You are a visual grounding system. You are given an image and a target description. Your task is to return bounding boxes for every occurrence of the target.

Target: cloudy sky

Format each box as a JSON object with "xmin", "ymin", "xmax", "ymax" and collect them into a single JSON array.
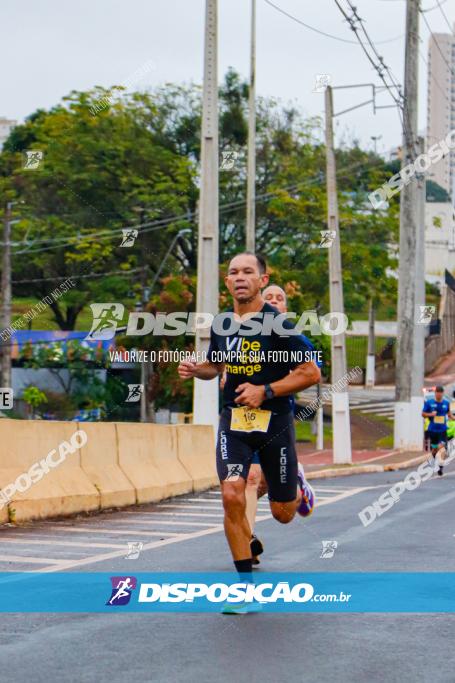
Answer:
[{"xmin": 1, "ymin": 0, "xmax": 453, "ymax": 152}]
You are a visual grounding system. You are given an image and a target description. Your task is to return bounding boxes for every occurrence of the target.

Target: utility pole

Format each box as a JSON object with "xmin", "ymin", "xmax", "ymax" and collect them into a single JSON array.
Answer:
[
  {"xmin": 193, "ymin": 0, "xmax": 219, "ymax": 431},
  {"xmin": 371, "ymin": 135, "xmax": 382, "ymax": 155},
  {"xmin": 1, "ymin": 202, "xmax": 12, "ymax": 389},
  {"xmin": 246, "ymin": 0, "xmax": 256, "ymax": 252},
  {"xmin": 365, "ymin": 299, "xmax": 375, "ymax": 388},
  {"xmin": 411, "ymin": 136, "xmax": 426, "ymax": 433},
  {"xmin": 394, "ymin": 0, "xmax": 421, "ymax": 450},
  {"xmin": 139, "ymin": 285, "xmax": 151, "ymax": 423},
  {"xmin": 316, "ymin": 382, "xmax": 324, "ymax": 450},
  {"xmin": 325, "ymin": 85, "xmax": 352, "ymax": 464}
]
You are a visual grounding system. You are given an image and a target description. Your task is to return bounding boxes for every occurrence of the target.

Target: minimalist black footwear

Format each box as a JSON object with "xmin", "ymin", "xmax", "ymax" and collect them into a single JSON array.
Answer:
[{"xmin": 250, "ymin": 535, "xmax": 264, "ymax": 563}]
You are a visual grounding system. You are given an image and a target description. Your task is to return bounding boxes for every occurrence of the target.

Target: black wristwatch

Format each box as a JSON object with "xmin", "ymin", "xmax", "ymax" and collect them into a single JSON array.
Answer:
[{"xmin": 264, "ymin": 383, "xmax": 275, "ymax": 400}]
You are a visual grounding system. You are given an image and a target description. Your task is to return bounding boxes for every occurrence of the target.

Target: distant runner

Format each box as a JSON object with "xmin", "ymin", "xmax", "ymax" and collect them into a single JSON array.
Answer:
[
  {"xmin": 178, "ymin": 252, "xmax": 320, "ymax": 613},
  {"xmin": 422, "ymin": 385, "xmax": 454, "ymax": 476}
]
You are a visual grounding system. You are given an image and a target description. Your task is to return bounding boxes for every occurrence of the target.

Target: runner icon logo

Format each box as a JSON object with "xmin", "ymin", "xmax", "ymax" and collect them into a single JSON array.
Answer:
[
  {"xmin": 417, "ymin": 305, "xmax": 435, "ymax": 324},
  {"xmin": 220, "ymin": 150, "xmax": 238, "ymax": 170},
  {"xmin": 125, "ymin": 542, "xmax": 144, "ymax": 560},
  {"xmin": 23, "ymin": 150, "xmax": 44, "ymax": 170},
  {"xmin": 318, "ymin": 230, "xmax": 336, "ymax": 248},
  {"xmin": 320, "ymin": 540, "xmax": 338, "ymax": 559},
  {"xmin": 106, "ymin": 576, "xmax": 137, "ymax": 606},
  {"xmin": 226, "ymin": 464, "xmax": 244, "ymax": 481},
  {"xmin": 86, "ymin": 303, "xmax": 125, "ymax": 340},
  {"xmin": 119, "ymin": 229, "xmax": 138, "ymax": 247},
  {"xmin": 125, "ymin": 384, "xmax": 143, "ymax": 403}
]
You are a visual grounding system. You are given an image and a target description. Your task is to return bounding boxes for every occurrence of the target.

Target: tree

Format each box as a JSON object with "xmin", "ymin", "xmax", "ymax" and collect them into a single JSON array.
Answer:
[
  {"xmin": 0, "ymin": 70, "xmax": 401, "ymax": 329},
  {"xmin": 0, "ymin": 88, "xmax": 196, "ymax": 329}
]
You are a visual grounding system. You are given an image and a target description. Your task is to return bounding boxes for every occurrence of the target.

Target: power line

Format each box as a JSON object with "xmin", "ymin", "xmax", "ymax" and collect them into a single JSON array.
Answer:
[
  {"xmin": 12, "ymin": 267, "xmax": 143, "ymax": 285},
  {"xmin": 435, "ymin": 0, "xmax": 453, "ymax": 31},
  {"xmin": 420, "ymin": 8, "xmax": 455, "ymax": 79},
  {"xmin": 334, "ymin": 0, "xmax": 420, "ymax": 161},
  {"xmin": 419, "ymin": 46, "xmax": 451, "ymax": 106},
  {"xmin": 263, "ymin": 0, "xmax": 403, "ymax": 44},
  {"xmin": 422, "ymin": 0, "xmax": 449, "ymax": 14},
  {"xmin": 8, "ymin": 155, "xmax": 389, "ymax": 257}
]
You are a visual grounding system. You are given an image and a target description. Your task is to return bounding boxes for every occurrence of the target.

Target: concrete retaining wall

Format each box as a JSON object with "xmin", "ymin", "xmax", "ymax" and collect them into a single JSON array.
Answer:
[{"xmin": 0, "ymin": 420, "xmax": 217, "ymax": 523}]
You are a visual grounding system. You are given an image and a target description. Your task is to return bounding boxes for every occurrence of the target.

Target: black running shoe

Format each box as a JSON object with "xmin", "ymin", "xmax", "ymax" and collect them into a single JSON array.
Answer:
[
  {"xmin": 250, "ymin": 535, "xmax": 264, "ymax": 560},
  {"xmin": 438, "ymin": 467, "xmax": 444, "ymax": 476}
]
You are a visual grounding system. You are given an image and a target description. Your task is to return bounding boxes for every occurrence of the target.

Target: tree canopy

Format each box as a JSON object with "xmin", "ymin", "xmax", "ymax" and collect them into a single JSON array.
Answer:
[{"xmin": 0, "ymin": 69, "xmax": 400, "ymax": 331}]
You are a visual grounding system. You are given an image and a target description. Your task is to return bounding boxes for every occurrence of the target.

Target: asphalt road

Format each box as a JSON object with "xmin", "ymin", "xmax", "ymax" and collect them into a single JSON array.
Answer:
[{"xmin": 1, "ymin": 468, "xmax": 455, "ymax": 683}]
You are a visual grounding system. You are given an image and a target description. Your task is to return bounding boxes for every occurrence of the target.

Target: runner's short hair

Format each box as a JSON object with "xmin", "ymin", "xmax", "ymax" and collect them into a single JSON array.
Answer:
[
  {"xmin": 232, "ymin": 252, "xmax": 267, "ymax": 275},
  {"xmin": 435, "ymin": 385, "xmax": 444, "ymax": 392}
]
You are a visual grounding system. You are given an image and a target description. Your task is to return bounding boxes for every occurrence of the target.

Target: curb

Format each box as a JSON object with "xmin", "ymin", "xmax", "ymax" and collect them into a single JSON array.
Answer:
[{"xmin": 306, "ymin": 454, "xmax": 427, "ymax": 480}]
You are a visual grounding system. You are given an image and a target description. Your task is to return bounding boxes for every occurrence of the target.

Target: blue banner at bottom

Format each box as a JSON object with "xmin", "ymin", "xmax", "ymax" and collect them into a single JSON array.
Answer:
[{"xmin": 0, "ymin": 572, "xmax": 453, "ymax": 613}]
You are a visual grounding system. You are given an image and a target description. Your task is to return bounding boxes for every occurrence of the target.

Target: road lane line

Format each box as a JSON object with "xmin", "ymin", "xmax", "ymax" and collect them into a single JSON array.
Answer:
[
  {"xmin": 156, "ymin": 503, "xmax": 270, "ymax": 511},
  {"xmin": 0, "ymin": 538, "xmax": 127, "ymax": 549},
  {"xmin": 33, "ymin": 525, "xmax": 227, "ymax": 573},
  {"xmin": 46, "ymin": 526, "xmax": 183, "ymax": 537},
  {"xmin": 138, "ymin": 511, "xmax": 224, "ymax": 518},
  {"xmin": 0, "ymin": 555, "xmax": 68, "ymax": 565},
  {"xmin": 112, "ymin": 518, "xmax": 219, "ymax": 527},
  {"xmin": 316, "ymin": 487, "xmax": 367, "ymax": 507}
]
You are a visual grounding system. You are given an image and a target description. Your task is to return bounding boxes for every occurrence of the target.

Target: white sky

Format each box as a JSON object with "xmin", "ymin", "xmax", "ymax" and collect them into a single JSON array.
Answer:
[{"xmin": 1, "ymin": 0, "xmax": 454, "ymax": 153}]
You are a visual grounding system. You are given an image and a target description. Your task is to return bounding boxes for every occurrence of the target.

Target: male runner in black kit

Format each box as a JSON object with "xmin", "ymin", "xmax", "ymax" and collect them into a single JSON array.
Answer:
[{"xmin": 178, "ymin": 253, "xmax": 320, "ymax": 599}]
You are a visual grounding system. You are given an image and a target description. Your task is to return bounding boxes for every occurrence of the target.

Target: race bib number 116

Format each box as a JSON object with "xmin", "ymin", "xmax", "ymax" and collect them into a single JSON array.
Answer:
[{"xmin": 230, "ymin": 407, "xmax": 272, "ymax": 433}]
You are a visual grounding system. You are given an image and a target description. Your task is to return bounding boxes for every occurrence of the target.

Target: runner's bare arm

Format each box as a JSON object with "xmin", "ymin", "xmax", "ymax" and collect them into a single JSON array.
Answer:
[
  {"xmin": 234, "ymin": 361, "xmax": 320, "ymax": 408},
  {"xmin": 178, "ymin": 360, "xmax": 224, "ymax": 380},
  {"xmin": 269, "ymin": 361, "xmax": 321, "ymax": 396}
]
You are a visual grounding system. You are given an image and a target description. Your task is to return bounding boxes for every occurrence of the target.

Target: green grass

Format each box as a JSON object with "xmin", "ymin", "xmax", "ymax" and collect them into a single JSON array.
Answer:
[
  {"xmin": 294, "ymin": 419, "xmax": 332, "ymax": 445},
  {"xmin": 345, "ymin": 336, "xmax": 393, "ymax": 369},
  {"xmin": 11, "ymin": 297, "xmax": 124, "ymax": 331},
  {"xmin": 376, "ymin": 433, "xmax": 394, "ymax": 448},
  {"xmin": 352, "ymin": 409, "xmax": 394, "ymax": 449}
]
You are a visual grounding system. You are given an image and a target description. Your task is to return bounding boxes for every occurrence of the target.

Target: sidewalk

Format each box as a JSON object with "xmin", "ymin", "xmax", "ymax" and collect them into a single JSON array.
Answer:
[{"xmin": 297, "ymin": 446, "xmax": 427, "ymax": 480}]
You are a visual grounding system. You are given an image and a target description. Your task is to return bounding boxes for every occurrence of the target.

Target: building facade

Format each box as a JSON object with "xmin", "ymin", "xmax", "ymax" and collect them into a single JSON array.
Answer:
[
  {"xmin": 426, "ymin": 27, "xmax": 455, "ymax": 203},
  {"xmin": 0, "ymin": 117, "xmax": 16, "ymax": 150},
  {"xmin": 425, "ymin": 201, "xmax": 455, "ymax": 287}
]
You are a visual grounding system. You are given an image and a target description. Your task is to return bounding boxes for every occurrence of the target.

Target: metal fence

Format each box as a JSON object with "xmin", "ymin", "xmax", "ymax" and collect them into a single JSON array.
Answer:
[{"xmin": 425, "ymin": 271, "xmax": 455, "ymax": 374}]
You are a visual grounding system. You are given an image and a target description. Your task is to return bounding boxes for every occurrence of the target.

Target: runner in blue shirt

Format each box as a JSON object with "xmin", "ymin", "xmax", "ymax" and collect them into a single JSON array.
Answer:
[{"xmin": 422, "ymin": 385, "xmax": 455, "ymax": 476}]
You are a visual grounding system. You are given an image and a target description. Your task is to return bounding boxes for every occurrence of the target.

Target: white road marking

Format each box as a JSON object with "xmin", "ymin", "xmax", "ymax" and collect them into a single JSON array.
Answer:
[
  {"xmin": 0, "ymin": 482, "xmax": 385, "ymax": 573},
  {"xmin": 34, "ymin": 526, "xmax": 227, "ymax": 573},
  {"xmin": 46, "ymin": 526, "xmax": 183, "ymax": 537},
  {"xmin": 360, "ymin": 407, "xmax": 394, "ymax": 415},
  {"xmin": 176, "ymin": 498, "xmax": 226, "ymax": 503},
  {"xmin": 0, "ymin": 538, "xmax": 127, "ymax": 549},
  {"xmin": 353, "ymin": 402, "xmax": 394, "ymax": 410},
  {"xmin": 316, "ymin": 487, "xmax": 369, "ymax": 507},
  {"xmin": 141, "ymin": 511, "xmax": 224, "ymax": 518},
  {"xmin": 0, "ymin": 555, "xmax": 67, "ymax": 565},
  {"xmin": 156, "ymin": 503, "xmax": 270, "ymax": 511},
  {"xmin": 114, "ymin": 517, "xmax": 219, "ymax": 527},
  {"xmin": 313, "ymin": 487, "xmax": 353, "ymax": 493}
]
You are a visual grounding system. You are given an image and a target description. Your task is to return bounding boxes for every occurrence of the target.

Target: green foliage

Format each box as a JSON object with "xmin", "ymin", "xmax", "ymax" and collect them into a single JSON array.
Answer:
[
  {"xmin": 22, "ymin": 386, "xmax": 47, "ymax": 409},
  {"xmin": 426, "ymin": 180, "xmax": 450, "ymax": 203},
  {"xmin": 0, "ymin": 70, "xmax": 404, "ymax": 412},
  {"xmin": 0, "ymin": 71, "xmax": 400, "ymax": 331}
]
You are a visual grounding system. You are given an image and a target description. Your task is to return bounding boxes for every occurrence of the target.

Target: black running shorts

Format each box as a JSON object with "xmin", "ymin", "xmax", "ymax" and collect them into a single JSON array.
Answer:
[
  {"xmin": 216, "ymin": 408, "xmax": 298, "ymax": 503},
  {"xmin": 427, "ymin": 430, "xmax": 447, "ymax": 449}
]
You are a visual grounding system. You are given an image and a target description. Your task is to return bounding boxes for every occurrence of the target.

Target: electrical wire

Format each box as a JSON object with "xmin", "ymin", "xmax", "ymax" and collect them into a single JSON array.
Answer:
[
  {"xmin": 420, "ymin": 8, "xmax": 455, "ymax": 79},
  {"xmin": 263, "ymin": 0, "xmax": 403, "ymax": 44},
  {"xmin": 435, "ymin": 0, "xmax": 453, "ymax": 32}
]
